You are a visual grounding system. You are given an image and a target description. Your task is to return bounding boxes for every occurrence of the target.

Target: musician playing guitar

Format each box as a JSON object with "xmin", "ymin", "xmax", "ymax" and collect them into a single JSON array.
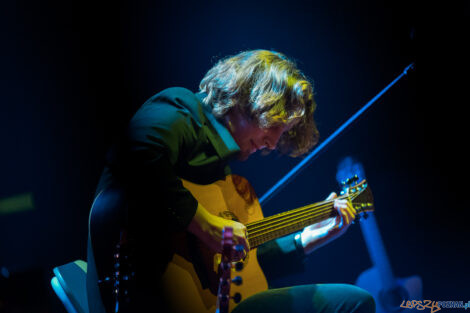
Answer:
[{"xmin": 86, "ymin": 50, "xmax": 376, "ymax": 313}]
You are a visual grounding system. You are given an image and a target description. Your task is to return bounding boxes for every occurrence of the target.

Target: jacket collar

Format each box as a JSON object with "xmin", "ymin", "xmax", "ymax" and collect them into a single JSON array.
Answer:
[{"xmin": 195, "ymin": 92, "xmax": 240, "ymax": 160}]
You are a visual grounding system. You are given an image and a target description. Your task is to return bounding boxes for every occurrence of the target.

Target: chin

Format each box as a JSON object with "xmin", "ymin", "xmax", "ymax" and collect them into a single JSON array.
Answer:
[{"xmin": 237, "ymin": 151, "xmax": 251, "ymax": 161}]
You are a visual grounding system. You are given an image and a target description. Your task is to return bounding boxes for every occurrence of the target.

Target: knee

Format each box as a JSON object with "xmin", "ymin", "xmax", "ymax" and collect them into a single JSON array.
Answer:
[{"xmin": 355, "ymin": 290, "xmax": 376, "ymax": 313}]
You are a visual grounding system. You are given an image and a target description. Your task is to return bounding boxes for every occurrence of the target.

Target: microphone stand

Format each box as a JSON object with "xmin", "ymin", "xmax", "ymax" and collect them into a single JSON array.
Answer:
[{"xmin": 259, "ymin": 63, "xmax": 415, "ymax": 206}]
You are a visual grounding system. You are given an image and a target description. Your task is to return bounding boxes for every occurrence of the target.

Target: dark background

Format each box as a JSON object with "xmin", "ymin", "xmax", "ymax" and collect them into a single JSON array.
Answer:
[{"xmin": 1, "ymin": 0, "xmax": 469, "ymax": 312}]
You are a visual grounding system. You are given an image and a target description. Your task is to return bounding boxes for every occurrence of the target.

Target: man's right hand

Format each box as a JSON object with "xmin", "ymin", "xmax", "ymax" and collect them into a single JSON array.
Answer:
[{"xmin": 187, "ymin": 203, "xmax": 249, "ymax": 261}]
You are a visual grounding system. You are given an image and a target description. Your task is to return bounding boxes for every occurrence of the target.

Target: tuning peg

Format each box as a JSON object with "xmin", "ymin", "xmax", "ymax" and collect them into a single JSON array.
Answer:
[
  {"xmin": 232, "ymin": 276, "xmax": 242, "ymax": 286},
  {"xmin": 232, "ymin": 293, "xmax": 242, "ymax": 303},
  {"xmin": 352, "ymin": 175, "xmax": 359, "ymax": 182},
  {"xmin": 235, "ymin": 262, "xmax": 244, "ymax": 271}
]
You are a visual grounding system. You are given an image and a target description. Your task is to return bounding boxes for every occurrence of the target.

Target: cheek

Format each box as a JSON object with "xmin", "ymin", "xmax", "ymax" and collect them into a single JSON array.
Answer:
[
  {"xmin": 231, "ymin": 127, "xmax": 251, "ymax": 150},
  {"xmin": 231, "ymin": 117, "xmax": 264, "ymax": 151},
  {"xmin": 237, "ymin": 124, "xmax": 257, "ymax": 141}
]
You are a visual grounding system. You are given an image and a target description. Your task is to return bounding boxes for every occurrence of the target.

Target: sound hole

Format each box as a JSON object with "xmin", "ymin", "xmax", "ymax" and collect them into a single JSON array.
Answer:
[{"xmin": 219, "ymin": 211, "xmax": 240, "ymax": 222}]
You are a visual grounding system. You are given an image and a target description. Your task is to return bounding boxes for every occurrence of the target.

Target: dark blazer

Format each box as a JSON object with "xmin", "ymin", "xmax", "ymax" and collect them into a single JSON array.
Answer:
[{"xmin": 86, "ymin": 87, "xmax": 306, "ymax": 313}]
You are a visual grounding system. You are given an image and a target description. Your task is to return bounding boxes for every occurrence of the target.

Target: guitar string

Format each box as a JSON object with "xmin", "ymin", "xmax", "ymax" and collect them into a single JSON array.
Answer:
[
  {"xmin": 249, "ymin": 217, "xmax": 331, "ymax": 248},
  {"xmin": 246, "ymin": 203, "xmax": 335, "ymax": 235},
  {"xmin": 247, "ymin": 207, "xmax": 334, "ymax": 240},
  {"xmin": 246, "ymin": 196, "xmax": 348, "ymax": 228},
  {"xmin": 246, "ymin": 194, "xmax": 351, "ymax": 232},
  {"xmin": 226, "ymin": 187, "xmax": 368, "ymax": 248},
  {"xmin": 246, "ymin": 191, "xmax": 360, "ymax": 230},
  {"xmin": 247, "ymin": 200, "xmax": 372, "ymax": 247},
  {"xmin": 249, "ymin": 211, "xmax": 334, "ymax": 246},
  {"xmin": 248, "ymin": 211, "xmax": 335, "ymax": 247},
  {"xmin": 246, "ymin": 193, "xmax": 368, "ymax": 246},
  {"xmin": 248, "ymin": 201, "xmax": 366, "ymax": 245}
]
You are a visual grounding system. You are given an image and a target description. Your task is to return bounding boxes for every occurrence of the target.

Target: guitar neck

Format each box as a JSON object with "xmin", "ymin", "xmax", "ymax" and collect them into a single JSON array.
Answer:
[{"xmin": 246, "ymin": 197, "xmax": 345, "ymax": 248}]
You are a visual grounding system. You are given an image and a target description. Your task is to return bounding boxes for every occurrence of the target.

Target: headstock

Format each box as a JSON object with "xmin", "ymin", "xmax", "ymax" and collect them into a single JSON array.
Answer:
[
  {"xmin": 215, "ymin": 227, "xmax": 243, "ymax": 313},
  {"xmin": 340, "ymin": 175, "xmax": 375, "ymax": 222}
]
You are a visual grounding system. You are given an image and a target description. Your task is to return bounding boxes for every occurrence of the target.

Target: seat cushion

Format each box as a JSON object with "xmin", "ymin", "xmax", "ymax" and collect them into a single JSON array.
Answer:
[{"xmin": 53, "ymin": 260, "xmax": 89, "ymax": 313}]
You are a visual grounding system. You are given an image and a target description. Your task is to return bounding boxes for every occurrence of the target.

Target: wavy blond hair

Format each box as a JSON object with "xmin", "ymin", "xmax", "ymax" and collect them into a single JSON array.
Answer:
[{"xmin": 199, "ymin": 49, "xmax": 319, "ymax": 157}]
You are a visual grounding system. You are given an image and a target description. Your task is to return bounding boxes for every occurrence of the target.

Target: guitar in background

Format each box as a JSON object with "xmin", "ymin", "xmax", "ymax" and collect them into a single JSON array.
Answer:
[{"xmin": 336, "ymin": 156, "xmax": 422, "ymax": 313}]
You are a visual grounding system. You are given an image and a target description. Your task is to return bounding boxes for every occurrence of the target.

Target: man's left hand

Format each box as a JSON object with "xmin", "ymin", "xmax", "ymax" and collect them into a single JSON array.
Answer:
[{"xmin": 300, "ymin": 192, "xmax": 356, "ymax": 255}]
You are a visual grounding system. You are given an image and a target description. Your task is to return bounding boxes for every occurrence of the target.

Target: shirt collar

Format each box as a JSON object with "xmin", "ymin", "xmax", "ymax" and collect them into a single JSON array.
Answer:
[{"xmin": 195, "ymin": 92, "xmax": 240, "ymax": 160}]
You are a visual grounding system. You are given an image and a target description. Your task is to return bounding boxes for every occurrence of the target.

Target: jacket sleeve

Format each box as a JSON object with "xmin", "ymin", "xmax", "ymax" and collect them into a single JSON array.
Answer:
[
  {"xmin": 256, "ymin": 232, "xmax": 306, "ymax": 283},
  {"xmin": 108, "ymin": 92, "xmax": 200, "ymax": 233}
]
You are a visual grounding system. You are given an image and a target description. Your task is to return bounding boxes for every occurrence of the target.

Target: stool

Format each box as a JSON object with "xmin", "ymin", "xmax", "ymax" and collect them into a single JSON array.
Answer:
[{"xmin": 51, "ymin": 260, "xmax": 89, "ymax": 313}]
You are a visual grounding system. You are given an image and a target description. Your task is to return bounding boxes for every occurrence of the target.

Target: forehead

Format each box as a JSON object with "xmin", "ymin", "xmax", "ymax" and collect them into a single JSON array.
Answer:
[
  {"xmin": 264, "ymin": 120, "xmax": 296, "ymax": 132},
  {"xmin": 260, "ymin": 123, "xmax": 291, "ymax": 137}
]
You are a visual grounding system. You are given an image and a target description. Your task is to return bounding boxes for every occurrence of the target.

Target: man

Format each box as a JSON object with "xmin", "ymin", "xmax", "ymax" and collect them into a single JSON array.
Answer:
[{"xmin": 86, "ymin": 50, "xmax": 375, "ymax": 313}]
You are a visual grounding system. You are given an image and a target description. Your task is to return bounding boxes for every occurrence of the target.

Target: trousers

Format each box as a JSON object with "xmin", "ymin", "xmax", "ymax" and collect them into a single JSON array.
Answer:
[{"xmin": 231, "ymin": 284, "xmax": 376, "ymax": 313}]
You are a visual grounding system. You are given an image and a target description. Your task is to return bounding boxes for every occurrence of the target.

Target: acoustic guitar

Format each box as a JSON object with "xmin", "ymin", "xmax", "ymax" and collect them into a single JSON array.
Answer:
[
  {"xmin": 89, "ymin": 174, "xmax": 374, "ymax": 313},
  {"xmin": 161, "ymin": 174, "xmax": 374, "ymax": 313}
]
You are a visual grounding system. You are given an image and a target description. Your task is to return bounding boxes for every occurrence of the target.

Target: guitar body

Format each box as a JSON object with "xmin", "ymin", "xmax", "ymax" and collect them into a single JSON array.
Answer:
[
  {"xmin": 356, "ymin": 267, "xmax": 422, "ymax": 313},
  {"xmin": 89, "ymin": 174, "xmax": 269, "ymax": 313},
  {"xmin": 161, "ymin": 174, "xmax": 268, "ymax": 313}
]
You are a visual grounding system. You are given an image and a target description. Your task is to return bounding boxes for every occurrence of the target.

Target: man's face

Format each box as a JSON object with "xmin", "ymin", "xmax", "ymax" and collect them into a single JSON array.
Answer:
[{"xmin": 225, "ymin": 109, "xmax": 290, "ymax": 161}]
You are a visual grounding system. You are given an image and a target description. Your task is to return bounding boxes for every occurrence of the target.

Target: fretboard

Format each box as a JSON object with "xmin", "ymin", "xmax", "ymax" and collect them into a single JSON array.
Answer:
[{"xmin": 246, "ymin": 197, "xmax": 345, "ymax": 248}]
